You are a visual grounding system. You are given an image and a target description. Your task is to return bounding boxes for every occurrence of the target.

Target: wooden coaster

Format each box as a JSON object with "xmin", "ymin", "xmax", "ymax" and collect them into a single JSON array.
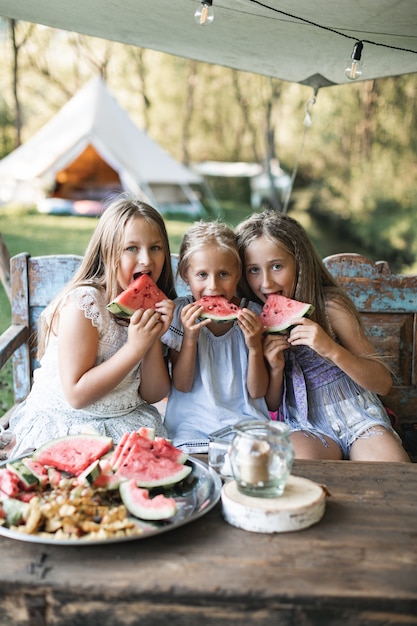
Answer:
[{"xmin": 221, "ymin": 475, "xmax": 327, "ymax": 533}]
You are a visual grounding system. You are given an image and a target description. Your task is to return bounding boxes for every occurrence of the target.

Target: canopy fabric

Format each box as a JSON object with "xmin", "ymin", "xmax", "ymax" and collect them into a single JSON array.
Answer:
[
  {"xmin": 0, "ymin": 76, "xmax": 203, "ymax": 205},
  {"xmin": 0, "ymin": 1, "xmax": 416, "ymax": 87}
]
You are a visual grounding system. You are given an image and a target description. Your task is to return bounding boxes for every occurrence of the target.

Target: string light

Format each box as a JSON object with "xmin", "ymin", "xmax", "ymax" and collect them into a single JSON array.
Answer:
[
  {"xmin": 245, "ymin": 0, "xmax": 417, "ymax": 81},
  {"xmin": 345, "ymin": 41, "xmax": 364, "ymax": 80},
  {"xmin": 194, "ymin": 0, "xmax": 214, "ymax": 26}
]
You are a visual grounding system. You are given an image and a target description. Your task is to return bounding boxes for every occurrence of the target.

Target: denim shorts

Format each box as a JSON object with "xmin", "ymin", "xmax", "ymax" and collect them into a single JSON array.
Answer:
[{"xmin": 285, "ymin": 391, "xmax": 397, "ymax": 459}]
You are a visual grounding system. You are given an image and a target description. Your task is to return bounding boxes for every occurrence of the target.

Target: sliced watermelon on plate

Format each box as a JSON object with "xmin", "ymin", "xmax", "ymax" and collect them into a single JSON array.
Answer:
[
  {"xmin": 119, "ymin": 480, "xmax": 177, "ymax": 520},
  {"xmin": 107, "ymin": 274, "xmax": 167, "ymax": 317},
  {"xmin": 194, "ymin": 295, "xmax": 240, "ymax": 322},
  {"xmin": 32, "ymin": 434, "xmax": 114, "ymax": 475},
  {"xmin": 114, "ymin": 438, "xmax": 191, "ymax": 488},
  {"xmin": 260, "ymin": 294, "xmax": 314, "ymax": 334}
]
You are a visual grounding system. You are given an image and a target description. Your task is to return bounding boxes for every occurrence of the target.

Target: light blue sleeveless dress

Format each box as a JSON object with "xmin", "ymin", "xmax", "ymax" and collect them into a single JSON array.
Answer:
[{"xmin": 161, "ymin": 296, "xmax": 270, "ymax": 453}]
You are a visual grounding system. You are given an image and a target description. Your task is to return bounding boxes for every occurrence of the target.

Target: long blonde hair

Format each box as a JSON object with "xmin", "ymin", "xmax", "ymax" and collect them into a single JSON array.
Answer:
[
  {"xmin": 235, "ymin": 210, "xmax": 362, "ymax": 336},
  {"xmin": 39, "ymin": 196, "xmax": 176, "ymax": 355}
]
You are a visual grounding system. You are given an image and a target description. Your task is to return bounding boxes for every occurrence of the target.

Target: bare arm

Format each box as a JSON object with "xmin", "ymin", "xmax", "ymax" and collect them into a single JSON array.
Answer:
[
  {"xmin": 287, "ymin": 300, "xmax": 392, "ymax": 396},
  {"xmin": 139, "ymin": 298, "xmax": 175, "ymax": 403},
  {"xmin": 263, "ymin": 334, "xmax": 288, "ymax": 411},
  {"xmin": 139, "ymin": 340, "xmax": 171, "ymax": 403},
  {"xmin": 58, "ymin": 300, "xmax": 167, "ymax": 409},
  {"xmin": 171, "ymin": 302, "xmax": 211, "ymax": 392},
  {"xmin": 237, "ymin": 308, "xmax": 269, "ymax": 399}
]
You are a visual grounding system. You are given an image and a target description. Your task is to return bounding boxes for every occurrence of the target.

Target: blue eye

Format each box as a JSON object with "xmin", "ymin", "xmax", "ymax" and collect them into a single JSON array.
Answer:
[{"xmin": 248, "ymin": 267, "xmax": 259, "ymax": 275}]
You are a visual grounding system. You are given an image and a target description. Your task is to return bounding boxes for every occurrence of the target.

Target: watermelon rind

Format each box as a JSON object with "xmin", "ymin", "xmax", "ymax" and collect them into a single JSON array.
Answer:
[
  {"xmin": 32, "ymin": 434, "xmax": 114, "ymax": 475},
  {"xmin": 195, "ymin": 295, "xmax": 240, "ymax": 322},
  {"xmin": 6, "ymin": 460, "xmax": 39, "ymax": 489},
  {"xmin": 2, "ymin": 497, "xmax": 30, "ymax": 526},
  {"xmin": 134, "ymin": 463, "xmax": 192, "ymax": 488},
  {"xmin": 119, "ymin": 480, "xmax": 178, "ymax": 520},
  {"xmin": 21, "ymin": 458, "xmax": 49, "ymax": 487},
  {"xmin": 261, "ymin": 295, "xmax": 314, "ymax": 334},
  {"xmin": 107, "ymin": 302, "xmax": 134, "ymax": 317},
  {"xmin": 78, "ymin": 459, "xmax": 102, "ymax": 486}
]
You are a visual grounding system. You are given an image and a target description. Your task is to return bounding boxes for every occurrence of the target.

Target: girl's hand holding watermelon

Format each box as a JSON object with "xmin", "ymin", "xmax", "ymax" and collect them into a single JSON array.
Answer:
[
  {"xmin": 180, "ymin": 302, "xmax": 212, "ymax": 338},
  {"xmin": 286, "ymin": 316, "xmax": 337, "ymax": 358},
  {"xmin": 127, "ymin": 307, "xmax": 168, "ymax": 352},
  {"xmin": 263, "ymin": 333, "xmax": 288, "ymax": 371},
  {"xmin": 153, "ymin": 298, "xmax": 175, "ymax": 336},
  {"xmin": 236, "ymin": 307, "xmax": 264, "ymax": 349}
]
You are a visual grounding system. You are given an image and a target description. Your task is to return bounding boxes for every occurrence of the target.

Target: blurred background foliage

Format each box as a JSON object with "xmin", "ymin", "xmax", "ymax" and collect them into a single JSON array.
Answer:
[{"xmin": 0, "ymin": 19, "xmax": 416, "ymax": 273}]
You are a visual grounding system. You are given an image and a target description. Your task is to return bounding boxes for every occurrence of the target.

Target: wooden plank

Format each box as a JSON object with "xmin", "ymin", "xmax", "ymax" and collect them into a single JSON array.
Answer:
[
  {"xmin": 10, "ymin": 254, "xmax": 31, "ymax": 402},
  {"xmin": 323, "ymin": 253, "xmax": 417, "ymax": 427},
  {"xmin": 0, "ymin": 324, "xmax": 27, "ymax": 368},
  {"xmin": 27, "ymin": 255, "xmax": 82, "ymax": 305},
  {"xmin": 324, "ymin": 253, "xmax": 417, "ymax": 313}
]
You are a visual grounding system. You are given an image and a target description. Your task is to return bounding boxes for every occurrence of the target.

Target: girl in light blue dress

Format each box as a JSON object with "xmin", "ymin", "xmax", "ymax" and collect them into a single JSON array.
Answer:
[{"xmin": 162, "ymin": 221, "xmax": 270, "ymax": 453}]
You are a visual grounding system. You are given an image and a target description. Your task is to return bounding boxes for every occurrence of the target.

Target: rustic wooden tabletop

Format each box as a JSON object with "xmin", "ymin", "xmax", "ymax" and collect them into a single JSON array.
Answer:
[{"xmin": 0, "ymin": 458, "xmax": 416, "ymax": 626}]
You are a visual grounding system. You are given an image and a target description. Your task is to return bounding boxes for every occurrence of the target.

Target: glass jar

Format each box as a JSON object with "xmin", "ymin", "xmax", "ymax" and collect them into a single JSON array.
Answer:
[{"xmin": 229, "ymin": 420, "xmax": 294, "ymax": 498}]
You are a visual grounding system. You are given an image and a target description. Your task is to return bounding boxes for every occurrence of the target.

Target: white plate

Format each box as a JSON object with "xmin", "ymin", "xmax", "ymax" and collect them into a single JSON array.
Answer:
[{"xmin": 0, "ymin": 457, "xmax": 222, "ymax": 546}]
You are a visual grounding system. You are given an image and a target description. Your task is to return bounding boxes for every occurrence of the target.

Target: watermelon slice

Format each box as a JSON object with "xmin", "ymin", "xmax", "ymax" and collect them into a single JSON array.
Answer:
[
  {"xmin": 6, "ymin": 460, "xmax": 40, "ymax": 490},
  {"xmin": 120, "ymin": 480, "xmax": 177, "ymax": 520},
  {"xmin": 260, "ymin": 294, "xmax": 314, "ymax": 334},
  {"xmin": 114, "ymin": 439, "xmax": 192, "ymax": 487},
  {"xmin": 194, "ymin": 295, "xmax": 240, "ymax": 322},
  {"xmin": 0, "ymin": 468, "xmax": 21, "ymax": 498},
  {"xmin": 107, "ymin": 274, "xmax": 167, "ymax": 317},
  {"xmin": 32, "ymin": 434, "xmax": 114, "ymax": 475}
]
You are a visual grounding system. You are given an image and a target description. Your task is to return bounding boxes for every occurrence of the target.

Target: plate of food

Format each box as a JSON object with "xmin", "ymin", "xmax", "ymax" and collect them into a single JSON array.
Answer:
[{"xmin": 0, "ymin": 429, "xmax": 222, "ymax": 545}]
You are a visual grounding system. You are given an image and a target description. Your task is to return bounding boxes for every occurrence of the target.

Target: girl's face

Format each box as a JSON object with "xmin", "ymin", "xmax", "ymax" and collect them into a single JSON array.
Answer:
[
  {"xmin": 185, "ymin": 245, "xmax": 240, "ymax": 302},
  {"xmin": 244, "ymin": 235, "xmax": 296, "ymax": 303},
  {"xmin": 117, "ymin": 217, "xmax": 166, "ymax": 291}
]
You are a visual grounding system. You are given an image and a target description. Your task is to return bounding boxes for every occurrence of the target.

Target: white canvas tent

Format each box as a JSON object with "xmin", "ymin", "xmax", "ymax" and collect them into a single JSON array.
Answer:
[{"xmin": 0, "ymin": 76, "xmax": 206, "ymax": 216}]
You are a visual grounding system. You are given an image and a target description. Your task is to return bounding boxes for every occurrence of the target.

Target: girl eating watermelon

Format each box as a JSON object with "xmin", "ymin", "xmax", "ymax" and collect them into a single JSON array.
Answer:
[
  {"xmin": 8, "ymin": 196, "xmax": 176, "ymax": 457},
  {"xmin": 236, "ymin": 210, "xmax": 410, "ymax": 462},
  {"xmin": 162, "ymin": 220, "xmax": 271, "ymax": 453}
]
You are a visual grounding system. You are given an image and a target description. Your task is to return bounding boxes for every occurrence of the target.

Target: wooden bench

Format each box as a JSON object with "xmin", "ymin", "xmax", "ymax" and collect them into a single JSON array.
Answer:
[
  {"xmin": 1, "ymin": 251, "xmax": 416, "ymax": 441},
  {"xmin": 0, "ymin": 253, "xmax": 83, "ymax": 428},
  {"xmin": 323, "ymin": 253, "xmax": 417, "ymax": 428}
]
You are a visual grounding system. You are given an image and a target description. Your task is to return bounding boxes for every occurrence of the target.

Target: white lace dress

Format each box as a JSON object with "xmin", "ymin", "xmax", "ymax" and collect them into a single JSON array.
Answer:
[{"xmin": 9, "ymin": 286, "xmax": 166, "ymax": 456}]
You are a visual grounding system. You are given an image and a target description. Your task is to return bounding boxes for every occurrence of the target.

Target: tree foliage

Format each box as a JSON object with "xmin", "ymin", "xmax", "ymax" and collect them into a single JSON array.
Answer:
[{"xmin": 0, "ymin": 20, "xmax": 416, "ymax": 272}]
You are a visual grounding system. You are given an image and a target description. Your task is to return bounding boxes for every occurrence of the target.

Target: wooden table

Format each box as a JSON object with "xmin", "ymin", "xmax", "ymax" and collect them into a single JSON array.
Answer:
[{"xmin": 0, "ymin": 459, "xmax": 416, "ymax": 626}]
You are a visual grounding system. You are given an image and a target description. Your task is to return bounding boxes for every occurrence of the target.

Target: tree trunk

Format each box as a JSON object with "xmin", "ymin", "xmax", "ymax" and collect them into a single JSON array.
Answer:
[
  {"xmin": 0, "ymin": 233, "xmax": 11, "ymax": 301},
  {"xmin": 10, "ymin": 19, "xmax": 22, "ymax": 147}
]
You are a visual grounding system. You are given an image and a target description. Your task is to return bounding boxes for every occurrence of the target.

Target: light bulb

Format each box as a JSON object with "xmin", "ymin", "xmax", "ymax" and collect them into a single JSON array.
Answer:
[
  {"xmin": 345, "ymin": 41, "xmax": 364, "ymax": 80},
  {"xmin": 194, "ymin": 0, "xmax": 214, "ymax": 26}
]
